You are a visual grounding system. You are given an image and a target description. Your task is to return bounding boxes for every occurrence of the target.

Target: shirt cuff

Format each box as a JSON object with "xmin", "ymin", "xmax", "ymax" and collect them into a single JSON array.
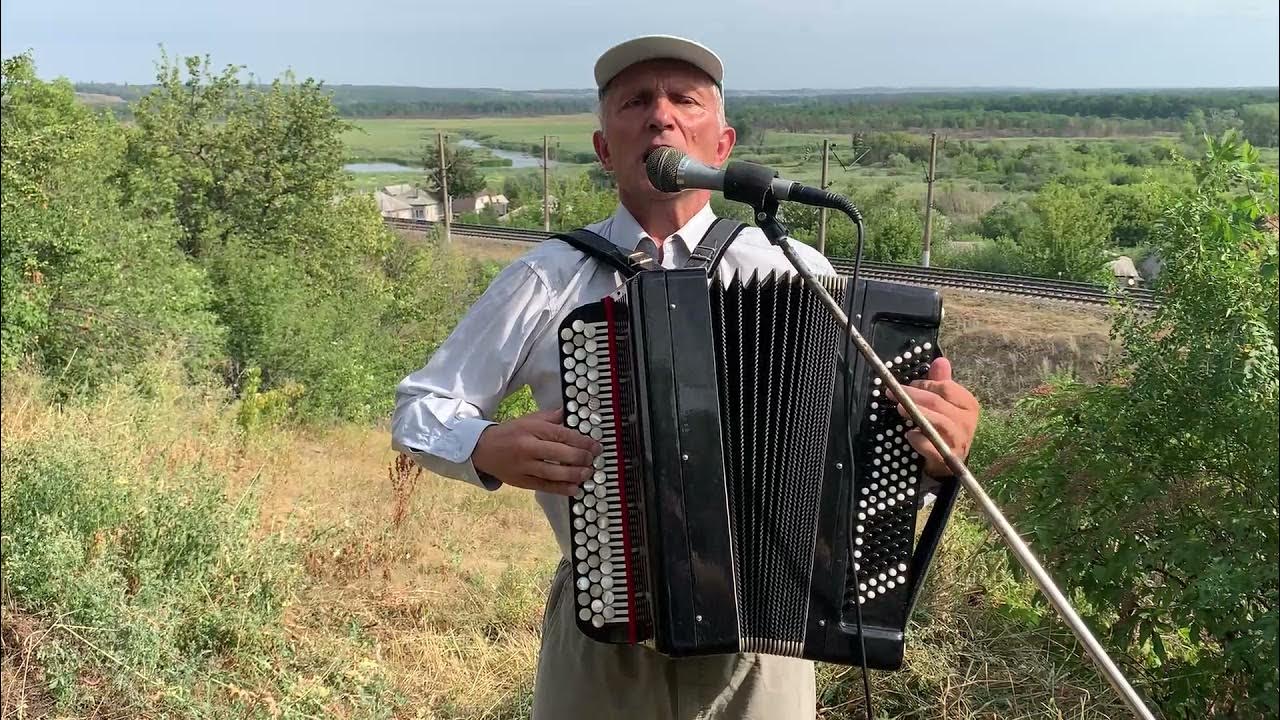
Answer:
[
  {"xmin": 447, "ymin": 417, "xmax": 502, "ymax": 491},
  {"xmin": 397, "ymin": 417, "xmax": 502, "ymax": 492}
]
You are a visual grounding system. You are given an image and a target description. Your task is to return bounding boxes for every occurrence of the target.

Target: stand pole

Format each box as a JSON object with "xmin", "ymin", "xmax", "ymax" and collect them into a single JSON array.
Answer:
[{"xmin": 758, "ymin": 204, "xmax": 1158, "ymax": 720}]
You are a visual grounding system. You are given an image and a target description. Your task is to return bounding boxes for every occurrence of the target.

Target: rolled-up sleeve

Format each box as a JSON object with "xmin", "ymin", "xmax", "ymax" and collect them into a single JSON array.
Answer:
[{"xmin": 391, "ymin": 259, "xmax": 554, "ymax": 490}]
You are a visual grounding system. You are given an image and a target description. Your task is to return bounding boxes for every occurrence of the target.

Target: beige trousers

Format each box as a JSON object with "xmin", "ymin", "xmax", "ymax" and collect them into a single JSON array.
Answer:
[{"xmin": 531, "ymin": 560, "xmax": 816, "ymax": 720}]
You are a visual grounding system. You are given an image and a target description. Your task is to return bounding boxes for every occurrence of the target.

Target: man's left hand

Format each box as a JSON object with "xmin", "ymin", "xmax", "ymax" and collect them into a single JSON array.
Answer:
[{"xmin": 888, "ymin": 357, "xmax": 980, "ymax": 478}]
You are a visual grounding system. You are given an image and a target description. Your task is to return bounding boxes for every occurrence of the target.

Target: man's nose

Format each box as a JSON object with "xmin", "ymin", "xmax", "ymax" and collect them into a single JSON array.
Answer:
[{"xmin": 646, "ymin": 97, "xmax": 677, "ymax": 132}]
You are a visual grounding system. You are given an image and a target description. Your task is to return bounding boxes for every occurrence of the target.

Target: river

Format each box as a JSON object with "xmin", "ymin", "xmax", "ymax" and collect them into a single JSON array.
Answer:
[{"xmin": 344, "ymin": 139, "xmax": 551, "ymax": 173}]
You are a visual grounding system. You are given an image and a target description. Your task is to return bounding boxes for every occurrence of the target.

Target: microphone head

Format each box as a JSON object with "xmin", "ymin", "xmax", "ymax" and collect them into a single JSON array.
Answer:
[{"xmin": 645, "ymin": 146, "xmax": 685, "ymax": 193}]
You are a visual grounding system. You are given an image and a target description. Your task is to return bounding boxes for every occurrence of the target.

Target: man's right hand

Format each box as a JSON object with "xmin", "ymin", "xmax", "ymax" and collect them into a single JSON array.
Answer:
[{"xmin": 471, "ymin": 407, "xmax": 604, "ymax": 496}]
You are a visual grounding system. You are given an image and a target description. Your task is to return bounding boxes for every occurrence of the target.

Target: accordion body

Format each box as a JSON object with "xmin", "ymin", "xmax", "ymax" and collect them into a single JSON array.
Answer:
[{"xmin": 556, "ymin": 267, "xmax": 956, "ymax": 669}]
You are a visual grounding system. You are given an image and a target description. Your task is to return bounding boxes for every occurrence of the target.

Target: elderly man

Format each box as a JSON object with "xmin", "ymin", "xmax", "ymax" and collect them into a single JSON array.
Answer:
[{"xmin": 392, "ymin": 34, "xmax": 980, "ymax": 720}]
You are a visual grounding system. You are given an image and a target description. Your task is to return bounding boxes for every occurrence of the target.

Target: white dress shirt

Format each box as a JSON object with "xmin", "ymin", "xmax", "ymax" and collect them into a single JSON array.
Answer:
[{"xmin": 392, "ymin": 200, "xmax": 836, "ymax": 560}]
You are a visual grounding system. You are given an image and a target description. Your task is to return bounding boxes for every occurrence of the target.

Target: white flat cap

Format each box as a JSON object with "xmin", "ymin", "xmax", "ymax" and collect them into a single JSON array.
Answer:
[{"xmin": 594, "ymin": 34, "xmax": 724, "ymax": 92}]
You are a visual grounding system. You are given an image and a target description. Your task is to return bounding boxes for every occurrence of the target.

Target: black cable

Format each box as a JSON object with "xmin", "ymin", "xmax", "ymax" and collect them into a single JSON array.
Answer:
[{"xmin": 837, "ymin": 205, "xmax": 873, "ymax": 720}]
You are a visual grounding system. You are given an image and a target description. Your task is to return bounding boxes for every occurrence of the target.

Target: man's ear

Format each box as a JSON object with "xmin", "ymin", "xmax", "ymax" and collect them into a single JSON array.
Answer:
[
  {"xmin": 715, "ymin": 125, "xmax": 737, "ymax": 165},
  {"xmin": 593, "ymin": 130, "xmax": 613, "ymax": 172}
]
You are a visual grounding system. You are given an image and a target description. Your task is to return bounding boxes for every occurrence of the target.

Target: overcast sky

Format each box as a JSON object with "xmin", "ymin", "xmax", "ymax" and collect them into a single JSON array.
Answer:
[{"xmin": 3, "ymin": 0, "xmax": 1277, "ymax": 89}]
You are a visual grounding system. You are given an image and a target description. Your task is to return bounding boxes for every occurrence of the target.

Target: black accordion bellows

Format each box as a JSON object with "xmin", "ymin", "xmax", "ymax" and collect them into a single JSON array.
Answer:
[
  {"xmin": 557, "ymin": 267, "xmax": 958, "ymax": 669},
  {"xmin": 712, "ymin": 273, "xmax": 846, "ymax": 656}
]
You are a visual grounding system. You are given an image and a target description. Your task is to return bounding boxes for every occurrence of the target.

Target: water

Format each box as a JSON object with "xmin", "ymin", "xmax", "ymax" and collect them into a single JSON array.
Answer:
[
  {"xmin": 344, "ymin": 162, "xmax": 418, "ymax": 173},
  {"xmin": 458, "ymin": 138, "xmax": 553, "ymax": 169},
  {"xmin": 344, "ymin": 139, "xmax": 552, "ymax": 174}
]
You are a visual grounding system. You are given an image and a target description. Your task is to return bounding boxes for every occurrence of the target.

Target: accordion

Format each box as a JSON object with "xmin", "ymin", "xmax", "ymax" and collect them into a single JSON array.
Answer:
[{"xmin": 557, "ymin": 267, "xmax": 958, "ymax": 669}]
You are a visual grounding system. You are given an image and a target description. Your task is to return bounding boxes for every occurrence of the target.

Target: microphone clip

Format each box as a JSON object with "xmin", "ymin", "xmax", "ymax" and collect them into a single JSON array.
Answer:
[{"xmin": 748, "ymin": 188, "xmax": 791, "ymax": 249}]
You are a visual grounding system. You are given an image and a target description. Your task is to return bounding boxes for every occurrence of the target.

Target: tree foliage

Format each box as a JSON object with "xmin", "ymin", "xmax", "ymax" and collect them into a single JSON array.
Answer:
[
  {"xmin": 1, "ymin": 53, "xmax": 224, "ymax": 385},
  {"xmin": 422, "ymin": 140, "xmax": 486, "ymax": 201},
  {"xmin": 985, "ymin": 133, "xmax": 1279, "ymax": 718}
]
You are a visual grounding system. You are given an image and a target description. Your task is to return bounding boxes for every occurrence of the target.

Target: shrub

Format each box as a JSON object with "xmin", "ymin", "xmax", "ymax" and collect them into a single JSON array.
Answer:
[{"xmin": 983, "ymin": 133, "xmax": 1279, "ymax": 718}]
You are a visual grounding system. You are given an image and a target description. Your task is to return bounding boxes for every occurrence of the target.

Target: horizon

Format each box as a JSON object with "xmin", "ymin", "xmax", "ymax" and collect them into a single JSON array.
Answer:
[{"xmin": 3, "ymin": 0, "xmax": 1277, "ymax": 90}]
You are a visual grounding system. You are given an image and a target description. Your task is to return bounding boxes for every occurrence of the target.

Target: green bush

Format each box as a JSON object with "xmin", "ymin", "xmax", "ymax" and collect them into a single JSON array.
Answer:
[
  {"xmin": 983, "ymin": 133, "xmax": 1279, "ymax": 718},
  {"xmin": 0, "ymin": 435, "xmax": 298, "ymax": 712}
]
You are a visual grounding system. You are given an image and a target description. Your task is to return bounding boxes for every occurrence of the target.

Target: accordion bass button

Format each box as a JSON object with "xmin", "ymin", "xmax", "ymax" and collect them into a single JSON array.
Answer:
[
  {"xmin": 591, "ymin": 615, "xmax": 605, "ymax": 629},
  {"xmin": 577, "ymin": 577, "xmax": 591, "ymax": 591},
  {"xmin": 601, "ymin": 576, "xmax": 614, "ymax": 590},
  {"xmin": 580, "ymin": 608, "xmax": 592, "ymax": 621},
  {"xmin": 561, "ymin": 328, "xmax": 575, "ymax": 341}
]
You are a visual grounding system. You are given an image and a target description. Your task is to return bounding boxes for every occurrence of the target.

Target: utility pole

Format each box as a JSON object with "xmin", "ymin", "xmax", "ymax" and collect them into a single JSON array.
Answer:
[
  {"xmin": 437, "ymin": 132, "xmax": 450, "ymax": 244},
  {"xmin": 543, "ymin": 135, "xmax": 551, "ymax": 232},
  {"xmin": 921, "ymin": 132, "xmax": 938, "ymax": 267},
  {"xmin": 817, "ymin": 138, "xmax": 830, "ymax": 254}
]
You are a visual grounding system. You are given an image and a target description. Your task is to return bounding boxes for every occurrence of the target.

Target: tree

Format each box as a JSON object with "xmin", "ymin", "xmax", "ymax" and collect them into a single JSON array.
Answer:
[
  {"xmin": 1021, "ymin": 182, "xmax": 1113, "ymax": 281},
  {"xmin": 120, "ymin": 54, "xmax": 352, "ymax": 260},
  {"xmin": 422, "ymin": 141, "xmax": 485, "ymax": 200}
]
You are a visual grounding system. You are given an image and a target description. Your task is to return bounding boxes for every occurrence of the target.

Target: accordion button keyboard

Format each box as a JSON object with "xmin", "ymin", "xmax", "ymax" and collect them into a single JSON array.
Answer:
[
  {"xmin": 561, "ymin": 318, "xmax": 632, "ymax": 632},
  {"xmin": 851, "ymin": 341, "xmax": 940, "ymax": 610}
]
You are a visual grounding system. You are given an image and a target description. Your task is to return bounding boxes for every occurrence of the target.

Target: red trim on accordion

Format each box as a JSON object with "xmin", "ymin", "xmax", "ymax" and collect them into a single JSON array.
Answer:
[{"xmin": 603, "ymin": 295, "xmax": 637, "ymax": 645}]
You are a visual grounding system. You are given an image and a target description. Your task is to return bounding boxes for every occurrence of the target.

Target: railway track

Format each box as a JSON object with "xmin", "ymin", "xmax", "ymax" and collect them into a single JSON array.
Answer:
[{"xmin": 385, "ymin": 218, "xmax": 1159, "ymax": 311}]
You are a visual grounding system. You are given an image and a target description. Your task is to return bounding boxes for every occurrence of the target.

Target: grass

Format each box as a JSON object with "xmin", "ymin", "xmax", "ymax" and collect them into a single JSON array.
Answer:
[{"xmin": 0, "ymin": 271, "xmax": 1135, "ymax": 719}]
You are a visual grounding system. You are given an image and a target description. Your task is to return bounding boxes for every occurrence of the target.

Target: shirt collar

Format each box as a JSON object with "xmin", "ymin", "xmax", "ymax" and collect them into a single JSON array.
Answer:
[{"xmin": 608, "ymin": 201, "xmax": 718, "ymax": 255}]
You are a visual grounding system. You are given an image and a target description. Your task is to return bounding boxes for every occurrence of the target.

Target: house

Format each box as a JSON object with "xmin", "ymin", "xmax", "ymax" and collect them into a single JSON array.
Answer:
[
  {"xmin": 374, "ymin": 191, "xmax": 414, "ymax": 220},
  {"xmin": 377, "ymin": 184, "xmax": 445, "ymax": 221},
  {"xmin": 451, "ymin": 192, "xmax": 510, "ymax": 217}
]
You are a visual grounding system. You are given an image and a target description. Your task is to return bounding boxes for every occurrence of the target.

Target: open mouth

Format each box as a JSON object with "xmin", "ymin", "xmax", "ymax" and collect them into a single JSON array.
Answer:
[{"xmin": 642, "ymin": 145, "xmax": 673, "ymax": 163}]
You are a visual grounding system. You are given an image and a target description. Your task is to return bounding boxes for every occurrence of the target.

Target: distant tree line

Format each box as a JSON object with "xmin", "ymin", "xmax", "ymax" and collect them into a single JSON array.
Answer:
[{"xmin": 75, "ymin": 81, "xmax": 1277, "ymax": 146}]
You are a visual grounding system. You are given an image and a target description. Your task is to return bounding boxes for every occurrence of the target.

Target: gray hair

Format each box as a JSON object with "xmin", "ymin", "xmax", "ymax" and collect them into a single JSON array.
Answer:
[{"xmin": 596, "ymin": 83, "xmax": 727, "ymax": 132}]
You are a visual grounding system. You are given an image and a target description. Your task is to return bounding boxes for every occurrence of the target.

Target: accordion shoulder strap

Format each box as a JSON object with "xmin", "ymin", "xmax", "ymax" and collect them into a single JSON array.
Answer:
[
  {"xmin": 685, "ymin": 218, "xmax": 749, "ymax": 277},
  {"xmin": 550, "ymin": 228, "xmax": 658, "ymax": 279}
]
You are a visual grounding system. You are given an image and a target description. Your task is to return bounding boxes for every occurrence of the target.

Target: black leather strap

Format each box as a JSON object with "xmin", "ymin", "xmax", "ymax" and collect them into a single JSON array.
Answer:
[
  {"xmin": 684, "ymin": 218, "xmax": 748, "ymax": 277},
  {"xmin": 551, "ymin": 229, "xmax": 658, "ymax": 278}
]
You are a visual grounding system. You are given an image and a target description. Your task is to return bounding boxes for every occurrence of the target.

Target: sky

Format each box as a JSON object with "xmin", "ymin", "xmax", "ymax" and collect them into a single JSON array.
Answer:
[{"xmin": 2, "ymin": 0, "xmax": 1277, "ymax": 90}]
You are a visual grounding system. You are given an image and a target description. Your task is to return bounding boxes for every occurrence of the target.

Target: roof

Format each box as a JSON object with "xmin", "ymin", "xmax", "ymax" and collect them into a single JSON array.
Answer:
[
  {"xmin": 381, "ymin": 183, "xmax": 443, "ymax": 207},
  {"xmin": 375, "ymin": 191, "xmax": 413, "ymax": 213}
]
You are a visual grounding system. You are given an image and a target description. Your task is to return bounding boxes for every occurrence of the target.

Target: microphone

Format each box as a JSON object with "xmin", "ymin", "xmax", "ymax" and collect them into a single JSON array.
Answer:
[{"xmin": 645, "ymin": 146, "xmax": 842, "ymax": 210}]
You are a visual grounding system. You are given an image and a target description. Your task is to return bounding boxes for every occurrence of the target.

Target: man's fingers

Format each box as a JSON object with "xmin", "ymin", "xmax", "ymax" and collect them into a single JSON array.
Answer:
[
  {"xmin": 890, "ymin": 385, "xmax": 952, "ymax": 416},
  {"xmin": 537, "ymin": 421, "xmax": 604, "ymax": 456},
  {"xmin": 513, "ymin": 474, "xmax": 580, "ymax": 496},
  {"xmin": 902, "ymin": 407, "xmax": 962, "ymax": 453},
  {"xmin": 905, "ymin": 379, "xmax": 978, "ymax": 411},
  {"xmin": 927, "ymin": 356, "xmax": 954, "ymax": 383},
  {"xmin": 531, "ymin": 438, "xmax": 596, "ymax": 468},
  {"xmin": 527, "ymin": 459, "xmax": 591, "ymax": 486},
  {"xmin": 904, "ymin": 430, "xmax": 946, "ymax": 475}
]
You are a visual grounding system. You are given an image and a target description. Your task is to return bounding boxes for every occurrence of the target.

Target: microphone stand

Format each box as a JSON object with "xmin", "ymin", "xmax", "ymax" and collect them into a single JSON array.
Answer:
[{"xmin": 750, "ymin": 193, "xmax": 1158, "ymax": 720}]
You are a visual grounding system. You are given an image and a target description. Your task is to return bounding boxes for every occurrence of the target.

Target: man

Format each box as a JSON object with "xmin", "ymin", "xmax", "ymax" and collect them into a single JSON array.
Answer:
[{"xmin": 392, "ymin": 34, "xmax": 980, "ymax": 719}]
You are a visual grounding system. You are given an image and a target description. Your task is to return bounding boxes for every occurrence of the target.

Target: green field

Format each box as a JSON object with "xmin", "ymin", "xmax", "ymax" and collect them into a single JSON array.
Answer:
[{"xmin": 343, "ymin": 115, "xmax": 602, "ymax": 164}]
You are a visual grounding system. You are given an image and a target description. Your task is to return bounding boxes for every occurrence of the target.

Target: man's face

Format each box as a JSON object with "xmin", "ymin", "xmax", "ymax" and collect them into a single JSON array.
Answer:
[{"xmin": 593, "ymin": 59, "xmax": 736, "ymax": 202}]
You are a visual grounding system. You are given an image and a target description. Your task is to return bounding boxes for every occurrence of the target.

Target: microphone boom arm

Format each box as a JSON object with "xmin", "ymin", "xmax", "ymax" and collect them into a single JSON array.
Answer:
[{"xmin": 751, "ymin": 194, "xmax": 1158, "ymax": 720}]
